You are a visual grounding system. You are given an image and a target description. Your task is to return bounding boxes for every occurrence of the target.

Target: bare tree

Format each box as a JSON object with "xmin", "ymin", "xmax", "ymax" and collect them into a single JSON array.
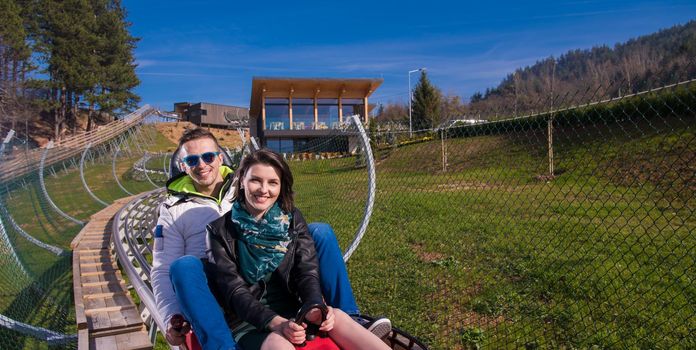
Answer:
[{"xmin": 440, "ymin": 93, "xmax": 468, "ymax": 123}]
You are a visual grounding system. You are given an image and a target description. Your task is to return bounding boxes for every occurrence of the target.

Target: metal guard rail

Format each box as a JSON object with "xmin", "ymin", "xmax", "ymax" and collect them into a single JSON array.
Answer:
[
  {"xmin": 0, "ymin": 105, "xmax": 154, "ymax": 183},
  {"xmin": 112, "ymin": 188, "xmax": 170, "ymax": 347},
  {"xmin": 110, "ymin": 115, "xmax": 377, "ymax": 348}
]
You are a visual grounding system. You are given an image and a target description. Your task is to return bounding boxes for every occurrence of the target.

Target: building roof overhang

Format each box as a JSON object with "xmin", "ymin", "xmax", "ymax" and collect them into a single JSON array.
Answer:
[{"xmin": 249, "ymin": 77, "xmax": 383, "ymax": 117}]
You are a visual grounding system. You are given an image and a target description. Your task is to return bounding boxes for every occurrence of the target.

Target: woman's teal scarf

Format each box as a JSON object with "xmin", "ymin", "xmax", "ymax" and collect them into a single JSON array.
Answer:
[{"xmin": 231, "ymin": 201, "xmax": 293, "ymax": 284}]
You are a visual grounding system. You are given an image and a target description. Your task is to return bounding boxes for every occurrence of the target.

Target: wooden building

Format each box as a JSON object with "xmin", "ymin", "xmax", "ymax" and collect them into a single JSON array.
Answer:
[{"xmin": 248, "ymin": 77, "xmax": 382, "ymax": 153}]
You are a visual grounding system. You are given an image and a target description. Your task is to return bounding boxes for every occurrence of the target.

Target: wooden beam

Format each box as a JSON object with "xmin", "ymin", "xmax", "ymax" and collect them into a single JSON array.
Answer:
[
  {"xmin": 261, "ymin": 86, "xmax": 266, "ymax": 131},
  {"xmin": 84, "ymin": 305, "xmax": 137, "ymax": 315},
  {"xmin": 73, "ymin": 251, "xmax": 88, "ymax": 330},
  {"xmin": 289, "ymin": 86, "xmax": 294, "ymax": 130},
  {"xmin": 363, "ymin": 96, "xmax": 369, "ymax": 124},
  {"xmin": 314, "ymin": 89, "xmax": 319, "ymax": 129},
  {"xmin": 338, "ymin": 86, "xmax": 345, "ymax": 123}
]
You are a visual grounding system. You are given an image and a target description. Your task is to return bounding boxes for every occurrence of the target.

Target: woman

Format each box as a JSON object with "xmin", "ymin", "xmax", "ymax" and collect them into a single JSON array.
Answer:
[{"xmin": 206, "ymin": 149, "xmax": 390, "ymax": 350}]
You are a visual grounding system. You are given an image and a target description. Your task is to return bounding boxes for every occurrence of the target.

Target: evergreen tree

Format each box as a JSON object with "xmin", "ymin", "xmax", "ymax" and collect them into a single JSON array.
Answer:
[
  {"xmin": 40, "ymin": 0, "xmax": 100, "ymax": 138},
  {"xmin": 2, "ymin": 0, "xmax": 140, "ymax": 141},
  {"xmin": 0, "ymin": 0, "xmax": 32, "ymax": 128},
  {"xmin": 88, "ymin": 0, "xmax": 139, "ymax": 127},
  {"xmin": 411, "ymin": 71, "xmax": 441, "ymax": 131},
  {"xmin": 470, "ymin": 91, "xmax": 483, "ymax": 103},
  {"xmin": 470, "ymin": 20, "xmax": 696, "ymax": 116}
]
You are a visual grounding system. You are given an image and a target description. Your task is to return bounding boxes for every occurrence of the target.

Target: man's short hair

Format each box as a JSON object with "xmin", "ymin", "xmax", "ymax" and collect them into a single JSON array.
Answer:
[{"xmin": 178, "ymin": 127, "xmax": 220, "ymax": 149}]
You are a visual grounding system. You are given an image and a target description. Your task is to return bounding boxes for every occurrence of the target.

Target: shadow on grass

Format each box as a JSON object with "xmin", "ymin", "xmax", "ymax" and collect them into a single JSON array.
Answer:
[
  {"xmin": 25, "ymin": 182, "xmax": 76, "ymax": 245},
  {"xmin": 1, "ymin": 254, "xmax": 76, "ymax": 349}
]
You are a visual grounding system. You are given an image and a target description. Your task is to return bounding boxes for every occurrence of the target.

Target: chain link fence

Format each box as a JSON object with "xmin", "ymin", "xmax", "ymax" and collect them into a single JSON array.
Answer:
[
  {"xmin": 0, "ymin": 112, "xmax": 171, "ymax": 349},
  {"xmin": 0, "ymin": 70, "xmax": 694, "ymax": 350},
  {"xmin": 289, "ymin": 75, "xmax": 694, "ymax": 349}
]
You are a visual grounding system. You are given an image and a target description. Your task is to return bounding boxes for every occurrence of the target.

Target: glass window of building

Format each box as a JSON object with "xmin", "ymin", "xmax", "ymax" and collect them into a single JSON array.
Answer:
[
  {"xmin": 292, "ymin": 98, "xmax": 314, "ymax": 130},
  {"xmin": 341, "ymin": 98, "xmax": 364, "ymax": 120},
  {"xmin": 317, "ymin": 99, "xmax": 339, "ymax": 129},
  {"xmin": 294, "ymin": 138, "xmax": 309, "ymax": 152},
  {"xmin": 265, "ymin": 98, "xmax": 289, "ymax": 130},
  {"xmin": 266, "ymin": 138, "xmax": 294, "ymax": 153}
]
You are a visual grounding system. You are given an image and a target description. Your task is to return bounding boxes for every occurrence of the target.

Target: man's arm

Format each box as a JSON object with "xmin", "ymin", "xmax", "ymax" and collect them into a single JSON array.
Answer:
[{"xmin": 151, "ymin": 204, "xmax": 186, "ymax": 327}]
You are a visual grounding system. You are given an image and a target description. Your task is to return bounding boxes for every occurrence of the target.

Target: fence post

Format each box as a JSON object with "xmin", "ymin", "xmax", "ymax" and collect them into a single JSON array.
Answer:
[
  {"xmin": 548, "ymin": 115, "xmax": 555, "ymax": 177},
  {"xmin": 441, "ymin": 128, "xmax": 448, "ymax": 172}
]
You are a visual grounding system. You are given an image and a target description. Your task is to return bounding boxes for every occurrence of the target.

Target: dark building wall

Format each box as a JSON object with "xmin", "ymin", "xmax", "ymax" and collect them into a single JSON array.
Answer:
[
  {"xmin": 174, "ymin": 102, "xmax": 249, "ymax": 127},
  {"xmin": 174, "ymin": 102, "xmax": 191, "ymax": 121}
]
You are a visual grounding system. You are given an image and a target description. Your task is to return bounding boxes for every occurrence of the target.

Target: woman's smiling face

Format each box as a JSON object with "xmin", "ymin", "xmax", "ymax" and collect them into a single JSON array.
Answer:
[{"xmin": 241, "ymin": 163, "xmax": 281, "ymax": 220}]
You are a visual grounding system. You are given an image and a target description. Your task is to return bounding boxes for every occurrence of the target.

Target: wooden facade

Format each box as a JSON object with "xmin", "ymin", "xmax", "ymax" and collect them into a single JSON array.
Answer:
[{"xmin": 248, "ymin": 77, "xmax": 382, "ymax": 153}]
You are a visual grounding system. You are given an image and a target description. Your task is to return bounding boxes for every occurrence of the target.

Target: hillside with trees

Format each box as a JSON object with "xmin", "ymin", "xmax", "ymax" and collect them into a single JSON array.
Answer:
[
  {"xmin": 0, "ymin": 0, "xmax": 139, "ymax": 145},
  {"xmin": 377, "ymin": 20, "xmax": 696, "ymax": 127},
  {"xmin": 470, "ymin": 20, "xmax": 696, "ymax": 114}
]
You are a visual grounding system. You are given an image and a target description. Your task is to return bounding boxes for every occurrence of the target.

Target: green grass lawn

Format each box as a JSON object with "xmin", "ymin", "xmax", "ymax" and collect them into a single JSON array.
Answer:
[
  {"xmin": 1, "ymin": 119, "xmax": 693, "ymax": 349},
  {"xmin": 292, "ymin": 120, "xmax": 695, "ymax": 349},
  {"xmin": 0, "ymin": 124, "xmax": 174, "ymax": 349}
]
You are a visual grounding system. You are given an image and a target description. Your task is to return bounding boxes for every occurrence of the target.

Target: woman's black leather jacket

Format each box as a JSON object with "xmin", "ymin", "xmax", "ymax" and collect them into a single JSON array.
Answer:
[{"xmin": 205, "ymin": 206, "xmax": 324, "ymax": 330}]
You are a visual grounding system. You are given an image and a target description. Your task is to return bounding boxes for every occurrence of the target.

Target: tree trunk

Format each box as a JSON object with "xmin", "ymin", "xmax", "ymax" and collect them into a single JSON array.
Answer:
[
  {"xmin": 548, "ymin": 116, "xmax": 554, "ymax": 177},
  {"xmin": 66, "ymin": 90, "xmax": 74, "ymax": 133},
  {"xmin": 0, "ymin": 48, "xmax": 7, "ymax": 83},
  {"xmin": 73, "ymin": 93, "xmax": 79, "ymax": 132},
  {"xmin": 58, "ymin": 86, "xmax": 67, "ymax": 141},
  {"xmin": 11, "ymin": 59, "xmax": 18, "ymax": 88},
  {"xmin": 87, "ymin": 99, "xmax": 94, "ymax": 132},
  {"xmin": 20, "ymin": 63, "xmax": 26, "ymax": 87}
]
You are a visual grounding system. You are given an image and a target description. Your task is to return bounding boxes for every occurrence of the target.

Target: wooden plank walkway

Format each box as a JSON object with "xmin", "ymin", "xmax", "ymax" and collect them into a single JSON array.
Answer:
[{"xmin": 72, "ymin": 197, "xmax": 152, "ymax": 350}]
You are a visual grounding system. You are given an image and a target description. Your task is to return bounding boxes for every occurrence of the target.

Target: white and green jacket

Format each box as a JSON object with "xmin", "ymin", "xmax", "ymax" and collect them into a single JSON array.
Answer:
[{"xmin": 151, "ymin": 166, "xmax": 237, "ymax": 326}]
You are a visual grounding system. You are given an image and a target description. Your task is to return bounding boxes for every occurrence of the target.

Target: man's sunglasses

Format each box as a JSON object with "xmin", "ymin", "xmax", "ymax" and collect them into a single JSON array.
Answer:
[{"xmin": 182, "ymin": 152, "xmax": 220, "ymax": 167}]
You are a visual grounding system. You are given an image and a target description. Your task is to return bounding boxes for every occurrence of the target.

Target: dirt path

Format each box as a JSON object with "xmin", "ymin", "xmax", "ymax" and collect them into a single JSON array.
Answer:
[{"xmin": 154, "ymin": 122, "xmax": 248, "ymax": 149}]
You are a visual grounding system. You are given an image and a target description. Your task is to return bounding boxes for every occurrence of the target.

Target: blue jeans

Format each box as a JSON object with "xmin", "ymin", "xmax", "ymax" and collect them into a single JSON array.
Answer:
[
  {"xmin": 169, "ymin": 222, "xmax": 359, "ymax": 350},
  {"xmin": 309, "ymin": 223, "xmax": 359, "ymax": 314}
]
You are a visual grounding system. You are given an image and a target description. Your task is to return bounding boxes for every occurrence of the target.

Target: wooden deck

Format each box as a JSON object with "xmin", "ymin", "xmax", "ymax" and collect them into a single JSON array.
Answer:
[{"xmin": 72, "ymin": 197, "xmax": 152, "ymax": 350}]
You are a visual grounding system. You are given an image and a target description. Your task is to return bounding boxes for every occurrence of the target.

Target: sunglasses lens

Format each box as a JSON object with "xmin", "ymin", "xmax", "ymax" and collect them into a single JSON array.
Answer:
[
  {"xmin": 183, "ymin": 155, "xmax": 200, "ymax": 167},
  {"xmin": 201, "ymin": 152, "xmax": 217, "ymax": 164}
]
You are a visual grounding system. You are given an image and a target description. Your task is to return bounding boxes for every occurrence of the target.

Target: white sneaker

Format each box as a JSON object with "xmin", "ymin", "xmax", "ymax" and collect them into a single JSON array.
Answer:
[{"xmin": 366, "ymin": 317, "xmax": 392, "ymax": 340}]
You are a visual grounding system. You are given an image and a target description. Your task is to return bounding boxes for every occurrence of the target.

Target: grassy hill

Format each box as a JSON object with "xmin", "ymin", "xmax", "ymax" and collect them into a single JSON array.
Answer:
[
  {"xmin": 0, "ymin": 125, "xmax": 174, "ymax": 349},
  {"xmin": 293, "ymin": 110, "xmax": 694, "ymax": 349}
]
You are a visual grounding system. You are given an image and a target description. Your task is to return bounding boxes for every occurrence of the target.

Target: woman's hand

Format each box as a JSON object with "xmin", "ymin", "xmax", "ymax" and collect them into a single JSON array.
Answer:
[
  {"xmin": 267, "ymin": 315, "xmax": 306, "ymax": 344},
  {"xmin": 305, "ymin": 305, "xmax": 335, "ymax": 332}
]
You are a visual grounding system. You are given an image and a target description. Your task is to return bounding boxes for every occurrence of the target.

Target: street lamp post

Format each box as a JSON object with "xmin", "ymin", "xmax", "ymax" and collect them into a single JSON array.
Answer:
[{"xmin": 408, "ymin": 68, "xmax": 425, "ymax": 138}]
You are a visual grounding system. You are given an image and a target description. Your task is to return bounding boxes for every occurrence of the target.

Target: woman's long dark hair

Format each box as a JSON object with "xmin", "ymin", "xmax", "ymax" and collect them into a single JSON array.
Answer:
[{"xmin": 234, "ymin": 149, "xmax": 294, "ymax": 213}]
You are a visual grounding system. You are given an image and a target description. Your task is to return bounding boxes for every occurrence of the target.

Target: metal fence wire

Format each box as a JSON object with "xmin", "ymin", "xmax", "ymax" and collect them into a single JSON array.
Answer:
[
  {"xmin": 285, "ymin": 76, "xmax": 695, "ymax": 349},
  {"xmin": 0, "ymin": 117, "xmax": 165, "ymax": 349},
  {"xmin": 0, "ymin": 70, "xmax": 694, "ymax": 350},
  {"xmin": 361, "ymin": 84, "xmax": 694, "ymax": 349}
]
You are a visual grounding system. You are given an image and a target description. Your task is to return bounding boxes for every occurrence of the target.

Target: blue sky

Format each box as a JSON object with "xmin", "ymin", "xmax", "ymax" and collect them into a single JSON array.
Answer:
[{"xmin": 122, "ymin": 0, "xmax": 696, "ymax": 111}]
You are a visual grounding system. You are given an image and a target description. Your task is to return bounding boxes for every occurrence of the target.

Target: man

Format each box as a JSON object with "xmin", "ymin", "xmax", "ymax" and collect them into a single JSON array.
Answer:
[{"xmin": 152, "ymin": 128, "xmax": 390, "ymax": 349}]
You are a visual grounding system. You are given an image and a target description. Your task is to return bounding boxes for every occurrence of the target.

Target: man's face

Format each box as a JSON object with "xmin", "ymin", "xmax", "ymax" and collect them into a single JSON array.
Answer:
[{"xmin": 181, "ymin": 137, "xmax": 223, "ymax": 190}]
